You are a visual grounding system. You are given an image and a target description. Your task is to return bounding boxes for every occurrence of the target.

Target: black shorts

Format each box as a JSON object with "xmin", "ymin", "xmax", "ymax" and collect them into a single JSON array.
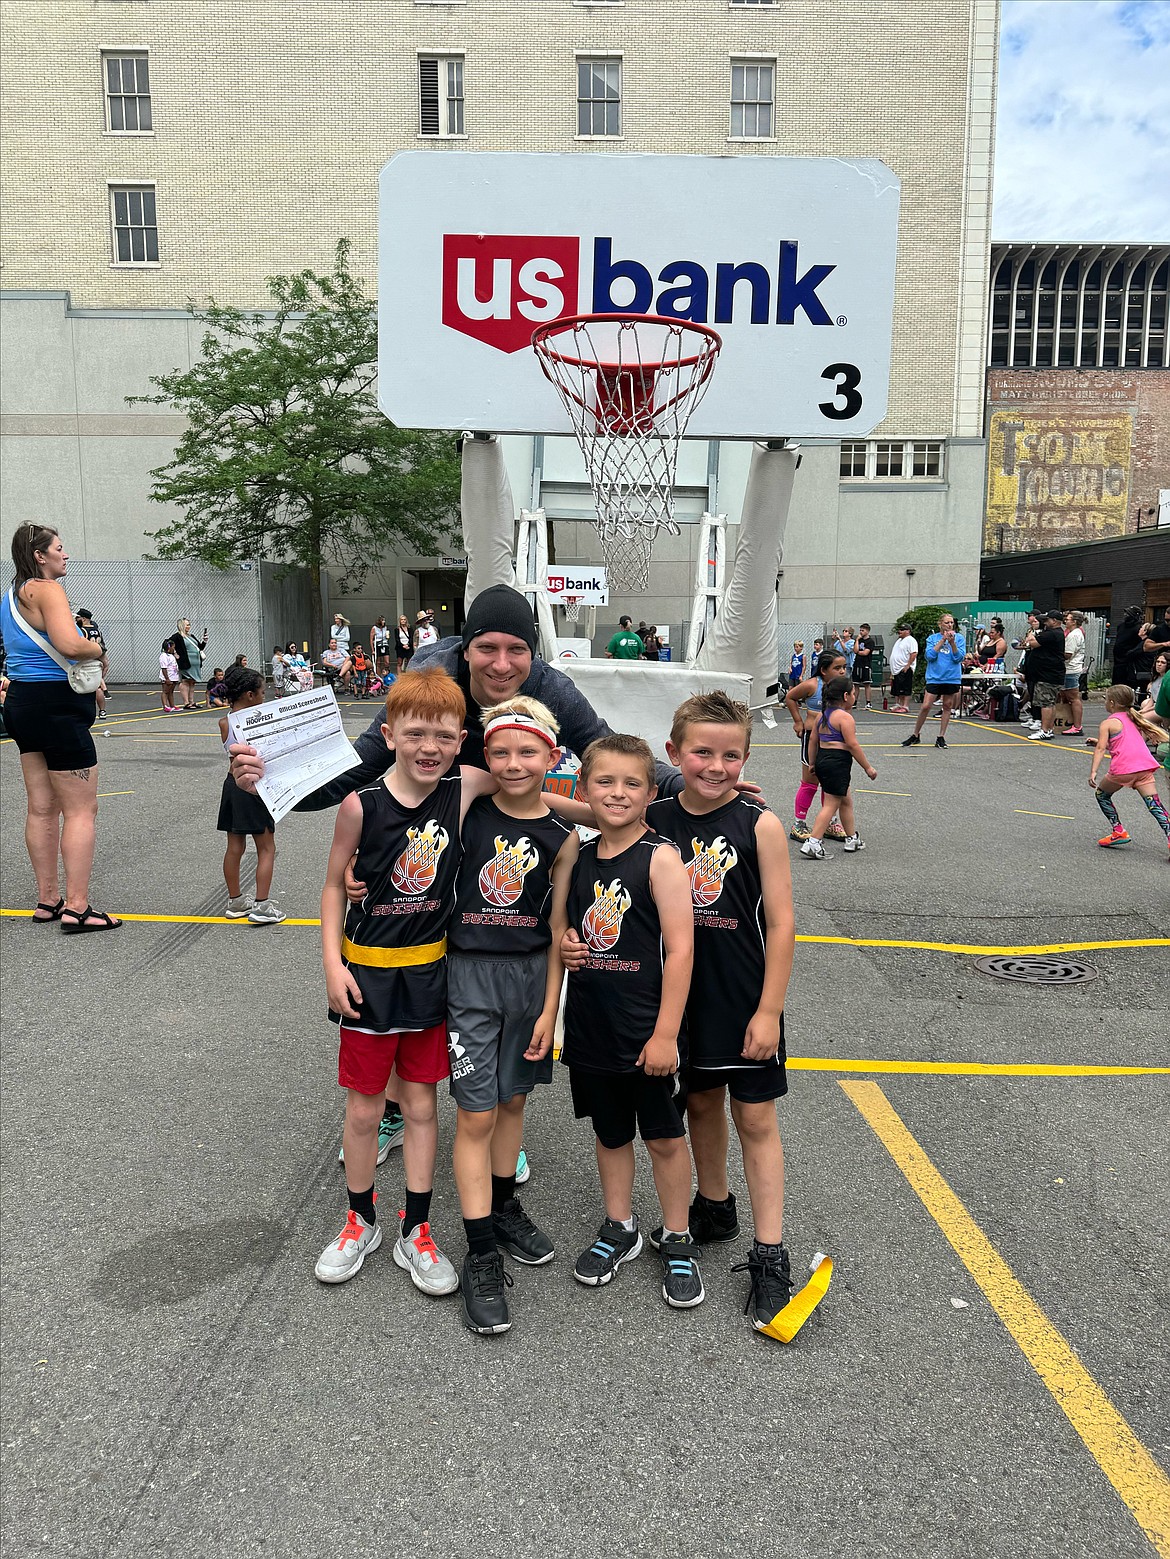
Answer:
[
  {"xmin": 814, "ymin": 749, "xmax": 852, "ymax": 797},
  {"xmin": 568, "ymin": 1066, "xmax": 687, "ymax": 1149},
  {"xmin": 3, "ymin": 679, "xmax": 97, "ymax": 770},
  {"xmin": 217, "ymin": 773, "xmax": 274, "ymax": 835},
  {"xmin": 688, "ymin": 1054, "xmax": 788, "ymax": 1103},
  {"xmin": 891, "ymin": 669, "xmax": 913, "ymax": 697},
  {"xmin": 800, "ymin": 727, "xmax": 812, "ymax": 767},
  {"xmin": 925, "ymin": 683, "xmax": 960, "ymax": 699},
  {"xmin": 853, "ymin": 662, "xmax": 872, "ymax": 685}
]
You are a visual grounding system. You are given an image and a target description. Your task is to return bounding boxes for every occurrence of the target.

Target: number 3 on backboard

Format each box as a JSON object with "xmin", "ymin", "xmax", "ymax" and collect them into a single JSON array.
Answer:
[{"xmin": 819, "ymin": 362, "xmax": 863, "ymax": 420}]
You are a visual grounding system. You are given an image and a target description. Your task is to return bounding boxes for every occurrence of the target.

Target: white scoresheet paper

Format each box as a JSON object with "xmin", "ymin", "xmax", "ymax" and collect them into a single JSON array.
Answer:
[{"xmin": 227, "ymin": 686, "xmax": 360, "ymax": 824}]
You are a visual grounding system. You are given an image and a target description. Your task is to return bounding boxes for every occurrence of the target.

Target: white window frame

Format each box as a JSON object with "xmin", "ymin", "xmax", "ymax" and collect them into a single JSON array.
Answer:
[
  {"xmin": 729, "ymin": 56, "xmax": 775, "ymax": 141},
  {"xmin": 101, "ymin": 47, "xmax": 152, "ymax": 135},
  {"xmin": 417, "ymin": 54, "xmax": 465, "ymax": 139},
  {"xmin": 108, "ymin": 181, "xmax": 160, "ymax": 267},
  {"xmin": 576, "ymin": 54, "xmax": 623, "ymax": 140},
  {"xmin": 839, "ymin": 440, "xmax": 946, "ymax": 482},
  {"xmin": 729, "ymin": 1, "xmax": 778, "ymax": 6}
]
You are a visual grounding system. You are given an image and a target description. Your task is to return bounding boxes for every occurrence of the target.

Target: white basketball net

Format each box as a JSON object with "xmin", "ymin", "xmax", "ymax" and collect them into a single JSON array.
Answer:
[
  {"xmin": 533, "ymin": 315, "xmax": 722, "ymax": 592},
  {"xmin": 563, "ymin": 596, "xmax": 581, "ymax": 623}
]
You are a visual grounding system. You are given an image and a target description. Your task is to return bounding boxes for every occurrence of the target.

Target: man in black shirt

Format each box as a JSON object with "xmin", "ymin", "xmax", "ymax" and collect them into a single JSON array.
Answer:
[{"xmin": 1024, "ymin": 609, "xmax": 1067, "ymax": 741}]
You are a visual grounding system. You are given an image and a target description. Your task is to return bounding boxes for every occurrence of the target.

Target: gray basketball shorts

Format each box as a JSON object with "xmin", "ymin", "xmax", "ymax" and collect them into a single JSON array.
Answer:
[{"xmin": 446, "ymin": 950, "xmax": 554, "ymax": 1112}]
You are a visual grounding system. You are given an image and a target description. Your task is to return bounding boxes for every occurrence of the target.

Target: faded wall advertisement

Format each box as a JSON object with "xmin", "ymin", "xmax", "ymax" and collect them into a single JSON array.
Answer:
[{"xmin": 984, "ymin": 410, "xmax": 1132, "ymax": 553}]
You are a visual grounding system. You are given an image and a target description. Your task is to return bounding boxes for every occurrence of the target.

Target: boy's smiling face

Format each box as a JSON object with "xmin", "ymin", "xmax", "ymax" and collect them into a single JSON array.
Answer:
[
  {"xmin": 383, "ymin": 710, "xmax": 464, "ymax": 783},
  {"xmin": 666, "ymin": 722, "xmax": 748, "ymax": 804},
  {"xmin": 483, "ymin": 727, "xmax": 559, "ymax": 798},
  {"xmin": 581, "ymin": 753, "xmax": 655, "ymax": 829}
]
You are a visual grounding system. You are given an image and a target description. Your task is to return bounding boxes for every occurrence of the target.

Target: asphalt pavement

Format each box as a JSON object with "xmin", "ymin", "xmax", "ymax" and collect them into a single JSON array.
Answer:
[{"xmin": 1, "ymin": 689, "xmax": 1167, "ymax": 1559}]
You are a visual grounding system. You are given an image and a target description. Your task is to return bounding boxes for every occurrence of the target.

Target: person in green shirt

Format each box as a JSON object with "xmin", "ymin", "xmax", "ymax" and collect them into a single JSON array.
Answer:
[{"xmin": 606, "ymin": 616, "xmax": 645, "ymax": 660}]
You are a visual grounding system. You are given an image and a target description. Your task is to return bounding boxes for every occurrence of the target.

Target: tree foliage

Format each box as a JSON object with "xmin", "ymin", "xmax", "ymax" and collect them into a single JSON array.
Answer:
[{"xmin": 135, "ymin": 240, "xmax": 460, "ymax": 630}]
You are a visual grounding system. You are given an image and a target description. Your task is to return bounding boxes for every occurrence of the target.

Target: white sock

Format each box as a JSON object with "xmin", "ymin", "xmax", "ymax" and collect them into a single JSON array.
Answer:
[
  {"xmin": 663, "ymin": 1227, "xmax": 690, "ymax": 1242},
  {"xmin": 618, "ymin": 1215, "xmax": 636, "ymax": 1232}
]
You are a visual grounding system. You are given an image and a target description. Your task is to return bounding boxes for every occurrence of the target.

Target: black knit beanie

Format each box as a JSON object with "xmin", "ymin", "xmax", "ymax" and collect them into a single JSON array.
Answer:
[{"xmin": 460, "ymin": 585, "xmax": 537, "ymax": 653}]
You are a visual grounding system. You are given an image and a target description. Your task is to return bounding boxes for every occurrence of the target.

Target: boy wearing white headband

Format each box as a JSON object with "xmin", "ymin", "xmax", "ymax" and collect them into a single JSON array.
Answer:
[{"xmin": 447, "ymin": 695, "xmax": 580, "ymax": 1335}]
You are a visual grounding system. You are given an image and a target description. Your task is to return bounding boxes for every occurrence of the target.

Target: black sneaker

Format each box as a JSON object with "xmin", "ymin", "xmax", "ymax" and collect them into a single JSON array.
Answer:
[
  {"xmin": 493, "ymin": 1197, "xmax": 554, "ymax": 1266},
  {"xmin": 732, "ymin": 1241, "xmax": 793, "ymax": 1331},
  {"xmin": 650, "ymin": 1191, "xmax": 740, "ymax": 1251},
  {"xmin": 935, "ymin": 735, "xmax": 947, "ymax": 748},
  {"xmin": 901, "ymin": 733, "xmax": 921, "ymax": 746},
  {"xmin": 460, "ymin": 1248, "xmax": 513, "ymax": 1335},
  {"xmin": 573, "ymin": 1217, "xmax": 642, "ymax": 1286},
  {"xmin": 659, "ymin": 1233, "xmax": 705, "ymax": 1309}
]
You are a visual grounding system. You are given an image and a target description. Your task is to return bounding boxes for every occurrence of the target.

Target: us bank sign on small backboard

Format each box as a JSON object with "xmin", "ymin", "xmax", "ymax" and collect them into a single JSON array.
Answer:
[{"xmin": 378, "ymin": 151, "xmax": 899, "ymax": 441}]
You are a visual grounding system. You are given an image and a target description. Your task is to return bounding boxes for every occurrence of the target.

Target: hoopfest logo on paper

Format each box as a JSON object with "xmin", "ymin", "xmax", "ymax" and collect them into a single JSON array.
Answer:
[
  {"xmin": 391, "ymin": 820, "xmax": 449, "ymax": 896},
  {"xmin": 477, "ymin": 835, "xmax": 540, "ymax": 908},
  {"xmin": 685, "ymin": 836, "xmax": 739, "ymax": 908},
  {"xmin": 581, "ymin": 879, "xmax": 633, "ymax": 953}
]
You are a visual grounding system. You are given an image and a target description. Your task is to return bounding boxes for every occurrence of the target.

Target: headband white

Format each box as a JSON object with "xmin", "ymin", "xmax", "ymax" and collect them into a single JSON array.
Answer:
[{"xmin": 483, "ymin": 713, "xmax": 557, "ymax": 750}]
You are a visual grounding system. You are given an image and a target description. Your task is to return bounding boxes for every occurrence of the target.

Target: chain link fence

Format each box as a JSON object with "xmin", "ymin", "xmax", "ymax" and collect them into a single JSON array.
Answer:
[{"xmin": 0, "ymin": 559, "xmax": 317, "ymax": 684}]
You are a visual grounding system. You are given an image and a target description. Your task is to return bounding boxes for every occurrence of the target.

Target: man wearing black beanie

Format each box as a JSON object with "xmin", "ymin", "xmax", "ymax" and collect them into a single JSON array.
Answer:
[{"xmin": 242, "ymin": 584, "xmax": 684, "ymax": 807}]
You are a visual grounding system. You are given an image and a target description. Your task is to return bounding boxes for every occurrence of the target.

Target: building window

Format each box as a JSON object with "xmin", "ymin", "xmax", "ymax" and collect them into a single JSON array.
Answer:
[
  {"xmin": 730, "ymin": 59, "xmax": 773, "ymax": 139},
  {"xmin": 418, "ymin": 56, "xmax": 464, "ymax": 137},
  {"xmin": 577, "ymin": 57, "xmax": 621, "ymax": 137},
  {"xmin": 730, "ymin": 1, "xmax": 777, "ymax": 5},
  {"xmin": 103, "ymin": 51, "xmax": 151, "ymax": 132},
  {"xmin": 109, "ymin": 183, "xmax": 158, "ymax": 265},
  {"xmin": 839, "ymin": 440, "xmax": 945, "ymax": 481}
]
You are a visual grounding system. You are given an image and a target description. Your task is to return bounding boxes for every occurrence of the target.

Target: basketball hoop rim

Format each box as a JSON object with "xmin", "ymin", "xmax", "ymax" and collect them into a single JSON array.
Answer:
[{"xmin": 531, "ymin": 313, "xmax": 722, "ymax": 373}]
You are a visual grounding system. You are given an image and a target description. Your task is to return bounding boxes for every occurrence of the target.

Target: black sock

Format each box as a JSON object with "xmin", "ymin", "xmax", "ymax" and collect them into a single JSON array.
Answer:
[
  {"xmin": 383, "ymin": 1099, "xmax": 400, "ymax": 1120},
  {"xmin": 463, "ymin": 1214, "xmax": 496, "ymax": 1257},
  {"xmin": 348, "ymin": 1185, "xmax": 376, "ymax": 1225},
  {"xmin": 402, "ymin": 1187, "xmax": 432, "ymax": 1234},
  {"xmin": 491, "ymin": 1173, "xmax": 517, "ymax": 1213},
  {"xmin": 698, "ymin": 1191, "xmax": 735, "ymax": 1211}
]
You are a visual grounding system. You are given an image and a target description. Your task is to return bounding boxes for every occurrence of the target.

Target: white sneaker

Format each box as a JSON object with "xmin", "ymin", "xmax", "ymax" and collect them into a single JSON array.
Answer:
[
  {"xmin": 1028, "ymin": 728, "xmax": 1053, "ymax": 740},
  {"xmin": 1028, "ymin": 720, "xmax": 1042, "ymax": 731},
  {"xmin": 225, "ymin": 895, "xmax": 254, "ymax": 918},
  {"xmin": 800, "ymin": 839, "xmax": 826, "ymax": 860},
  {"xmin": 393, "ymin": 1220, "xmax": 459, "ymax": 1295},
  {"xmin": 314, "ymin": 1210, "xmax": 382, "ymax": 1283},
  {"xmin": 843, "ymin": 833, "xmax": 865, "ymax": 852},
  {"xmin": 248, "ymin": 899, "xmax": 287, "ymax": 924}
]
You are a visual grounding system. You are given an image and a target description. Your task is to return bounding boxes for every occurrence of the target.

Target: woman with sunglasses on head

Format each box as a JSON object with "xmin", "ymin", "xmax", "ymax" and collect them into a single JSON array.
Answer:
[{"xmin": 1, "ymin": 524, "xmax": 121, "ymax": 932}]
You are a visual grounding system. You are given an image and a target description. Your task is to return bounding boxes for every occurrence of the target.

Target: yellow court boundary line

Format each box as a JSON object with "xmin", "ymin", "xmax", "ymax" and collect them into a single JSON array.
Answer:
[
  {"xmin": 1, "ymin": 907, "xmax": 1165, "ymax": 958},
  {"xmin": 1014, "ymin": 809, "xmax": 1075, "ymax": 820},
  {"xmin": 842, "ymin": 1081, "xmax": 1170, "ymax": 1555},
  {"xmin": 790, "ymin": 1058, "xmax": 1168, "ymax": 1078}
]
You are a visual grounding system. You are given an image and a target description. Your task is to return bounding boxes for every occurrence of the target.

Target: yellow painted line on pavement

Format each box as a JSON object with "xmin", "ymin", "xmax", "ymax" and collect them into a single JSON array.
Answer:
[
  {"xmin": 790, "ymin": 1058, "xmax": 1169, "ymax": 1078},
  {"xmin": 842, "ymin": 1080, "xmax": 1170, "ymax": 1556},
  {"xmin": 97, "ymin": 790, "xmax": 135, "ymax": 798},
  {"xmin": 857, "ymin": 789, "xmax": 912, "ymax": 797},
  {"xmin": 1, "ymin": 909, "xmax": 1164, "ymax": 958},
  {"xmin": 1014, "ymin": 809, "xmax": 1075, "ymax": 820}
]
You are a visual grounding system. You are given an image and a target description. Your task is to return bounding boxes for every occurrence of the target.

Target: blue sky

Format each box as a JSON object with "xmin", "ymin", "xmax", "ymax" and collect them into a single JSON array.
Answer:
[{"xmin": 994, "ymin": 0, "xmax": 1170, "ymax": 239}]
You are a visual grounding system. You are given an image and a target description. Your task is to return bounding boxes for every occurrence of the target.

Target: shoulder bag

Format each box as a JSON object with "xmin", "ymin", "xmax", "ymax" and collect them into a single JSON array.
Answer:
[{"xmin": 6, "ymin": 586, "xmax": 103, "ymax": 694}]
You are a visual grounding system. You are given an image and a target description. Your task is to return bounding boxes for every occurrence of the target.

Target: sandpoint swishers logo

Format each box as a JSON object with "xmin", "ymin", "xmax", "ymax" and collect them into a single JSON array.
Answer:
[
  {"xmin": 685, "ymin": 836, "xmax": 739, "ymax": 907},
  {"xmin": 581, "ymin": 878, "xmax": 633, "ymax": 953},
  {"xmin": 477, "ymin": 835, "xmax": 540, "ymax": 908},
  {"xmin": 391, "ymin": 820, "xmax": 449, "ymax": 895}
]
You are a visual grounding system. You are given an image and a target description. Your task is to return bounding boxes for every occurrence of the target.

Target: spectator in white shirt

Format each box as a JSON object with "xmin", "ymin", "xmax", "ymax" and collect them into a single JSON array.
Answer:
[
  {"xmin": 887, "ymin": 623, "xmax": 918, "ymax": 713},
  {"xmin": 1063, "ymin": 611, "xmax": 1087, "ymax": 734}
]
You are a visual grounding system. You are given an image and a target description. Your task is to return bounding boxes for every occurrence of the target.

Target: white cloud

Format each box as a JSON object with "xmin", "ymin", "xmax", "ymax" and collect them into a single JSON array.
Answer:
[{"xmin": 994, "ymin": 0, "xmax": 1170, "ymax": 239}]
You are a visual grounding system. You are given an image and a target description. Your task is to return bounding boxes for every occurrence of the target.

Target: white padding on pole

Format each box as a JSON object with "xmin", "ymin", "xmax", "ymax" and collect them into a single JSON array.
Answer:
[
  {"xmin": 685, "ymin": 512, "xmax": 726, "ymax": 666},
  {"xmin": 694, "ymin": 442, "xmax": 796, "ymax": 697},
  {"xmin": 461, "ymin": 436, "xmax": 517, "ymax": 605},
  {"xmin": 516, "ymin": 508, "xmax": 559, "ymax": 664},
  {"xmin": 555, "ymin": 661, "xmax": 753, "ymax": 762}
]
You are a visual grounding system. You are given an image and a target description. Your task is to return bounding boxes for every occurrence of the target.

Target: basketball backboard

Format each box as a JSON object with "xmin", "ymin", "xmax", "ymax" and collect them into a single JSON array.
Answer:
[{"xmin": 378, "ymin": 151, "xmax": 899, "ymax": 440}]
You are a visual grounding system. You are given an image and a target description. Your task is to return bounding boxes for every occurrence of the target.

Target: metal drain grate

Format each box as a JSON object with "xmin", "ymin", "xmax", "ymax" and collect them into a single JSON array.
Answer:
[{"xmin": 974, "ymin": 955, "xmax": 1097, "ymax": 986}]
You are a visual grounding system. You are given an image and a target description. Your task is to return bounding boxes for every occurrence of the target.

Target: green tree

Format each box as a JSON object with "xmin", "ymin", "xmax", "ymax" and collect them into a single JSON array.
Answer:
[{"xmin": 135, "ymin": 239, "xmax": 460, "ymax": 639}]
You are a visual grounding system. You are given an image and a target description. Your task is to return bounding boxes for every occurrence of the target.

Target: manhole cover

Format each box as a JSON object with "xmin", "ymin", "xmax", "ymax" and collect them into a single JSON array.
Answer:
[{"xmin": 974, "ymin": 955, "xmax": 1097, "ymax": 985}]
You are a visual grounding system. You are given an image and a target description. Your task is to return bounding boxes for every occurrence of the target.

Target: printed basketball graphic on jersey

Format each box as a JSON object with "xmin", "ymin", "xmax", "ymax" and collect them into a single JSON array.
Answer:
[
  {"xmin": 685, "ymin": 835, "xmax": 739, "ymax": 907},
  {"xmin": 390, "ymin": 819, "xmax": 450, "ymax": 895},
  {"xmin": 581, "ymin": 878, "xmax": 633, "ymax": 953},
  {"xmin": 478, "ymin": 835, "xmax": 540, "ymax": 908}
]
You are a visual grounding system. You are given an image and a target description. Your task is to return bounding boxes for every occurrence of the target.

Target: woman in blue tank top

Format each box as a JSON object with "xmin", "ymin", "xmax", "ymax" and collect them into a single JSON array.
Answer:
[{"xmin": 2, "ymin": 524, "xmax": 120, "ymax": 932}]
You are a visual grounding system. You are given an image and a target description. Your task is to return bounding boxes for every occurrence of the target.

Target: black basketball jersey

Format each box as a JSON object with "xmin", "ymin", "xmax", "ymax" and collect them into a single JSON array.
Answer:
[
  {"xmin": 331, "ymin": 773, "xmax": 462, "ymax": 1033},
  {"xmin": 647, "ymin": 793, "xmax": 778, "ymax": 1070},
  {"xmin": 562, "ymin": 830, "xmax": 681, "ymax": 1073},
  {"xmin": 450, "ymin": 796, "xmax": 573, "ymax": 955}
]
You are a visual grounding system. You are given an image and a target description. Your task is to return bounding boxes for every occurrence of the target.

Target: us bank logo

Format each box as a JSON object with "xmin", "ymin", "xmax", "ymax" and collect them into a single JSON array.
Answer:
[{"xmin": 441, "ymin": 234, "xmax": 839, "ymax": 355}]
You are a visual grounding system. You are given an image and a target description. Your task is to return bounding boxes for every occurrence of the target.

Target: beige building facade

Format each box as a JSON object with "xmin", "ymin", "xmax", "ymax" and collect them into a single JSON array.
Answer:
[{"xmin": 1, "ymin": 0, "xmax": 999, "ymax": 642}]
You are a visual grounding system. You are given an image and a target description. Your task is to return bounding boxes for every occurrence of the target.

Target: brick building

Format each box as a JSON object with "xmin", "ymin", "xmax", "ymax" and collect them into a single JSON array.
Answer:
[{"xmin": 1, "ymin": 0, "xmax": 998, "ymax": 640}]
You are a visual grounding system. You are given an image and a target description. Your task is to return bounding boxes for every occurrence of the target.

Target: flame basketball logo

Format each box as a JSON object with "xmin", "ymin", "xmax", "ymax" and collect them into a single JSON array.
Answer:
[
  {"xmin": 478, "ymin": 834, "xmax": 540, "ymax": 908},
  {"xmin": 391, "ymin": 819, "xmax": 449, "ymax": 896},
  {"xmin": 581, "ymin": 878, "xmax": 633, "ymax": 952},
  {"xmin": 686, "ymin": 835, "xmax": 738, "ymax": 907}
]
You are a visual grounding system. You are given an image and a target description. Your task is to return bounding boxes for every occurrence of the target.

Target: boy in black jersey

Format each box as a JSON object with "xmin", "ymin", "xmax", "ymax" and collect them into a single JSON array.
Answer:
[
  {"xmin": 448, "ymin": 697, "xmax": 577, "ymax": 1335},
  {"xmin": 316, "ymin": 669, "xmax": 496, "ymax": 1295},
  {"xmin": 650, "ymin": 691, "xmax": 798, "ymax": 1333},
  {"xmin": 550, "ymin": 734, "xmax": 703, "ymax": 1309}
]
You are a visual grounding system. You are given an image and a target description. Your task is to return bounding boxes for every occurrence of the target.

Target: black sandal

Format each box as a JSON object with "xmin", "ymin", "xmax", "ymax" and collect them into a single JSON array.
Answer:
[
  {"xmin": 60, "ymin": 905, "xmax": 123, "ymax": 935},
  {"xmin": 32, "ymin": 898, "xmax": 65, "ymax": 922}
]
